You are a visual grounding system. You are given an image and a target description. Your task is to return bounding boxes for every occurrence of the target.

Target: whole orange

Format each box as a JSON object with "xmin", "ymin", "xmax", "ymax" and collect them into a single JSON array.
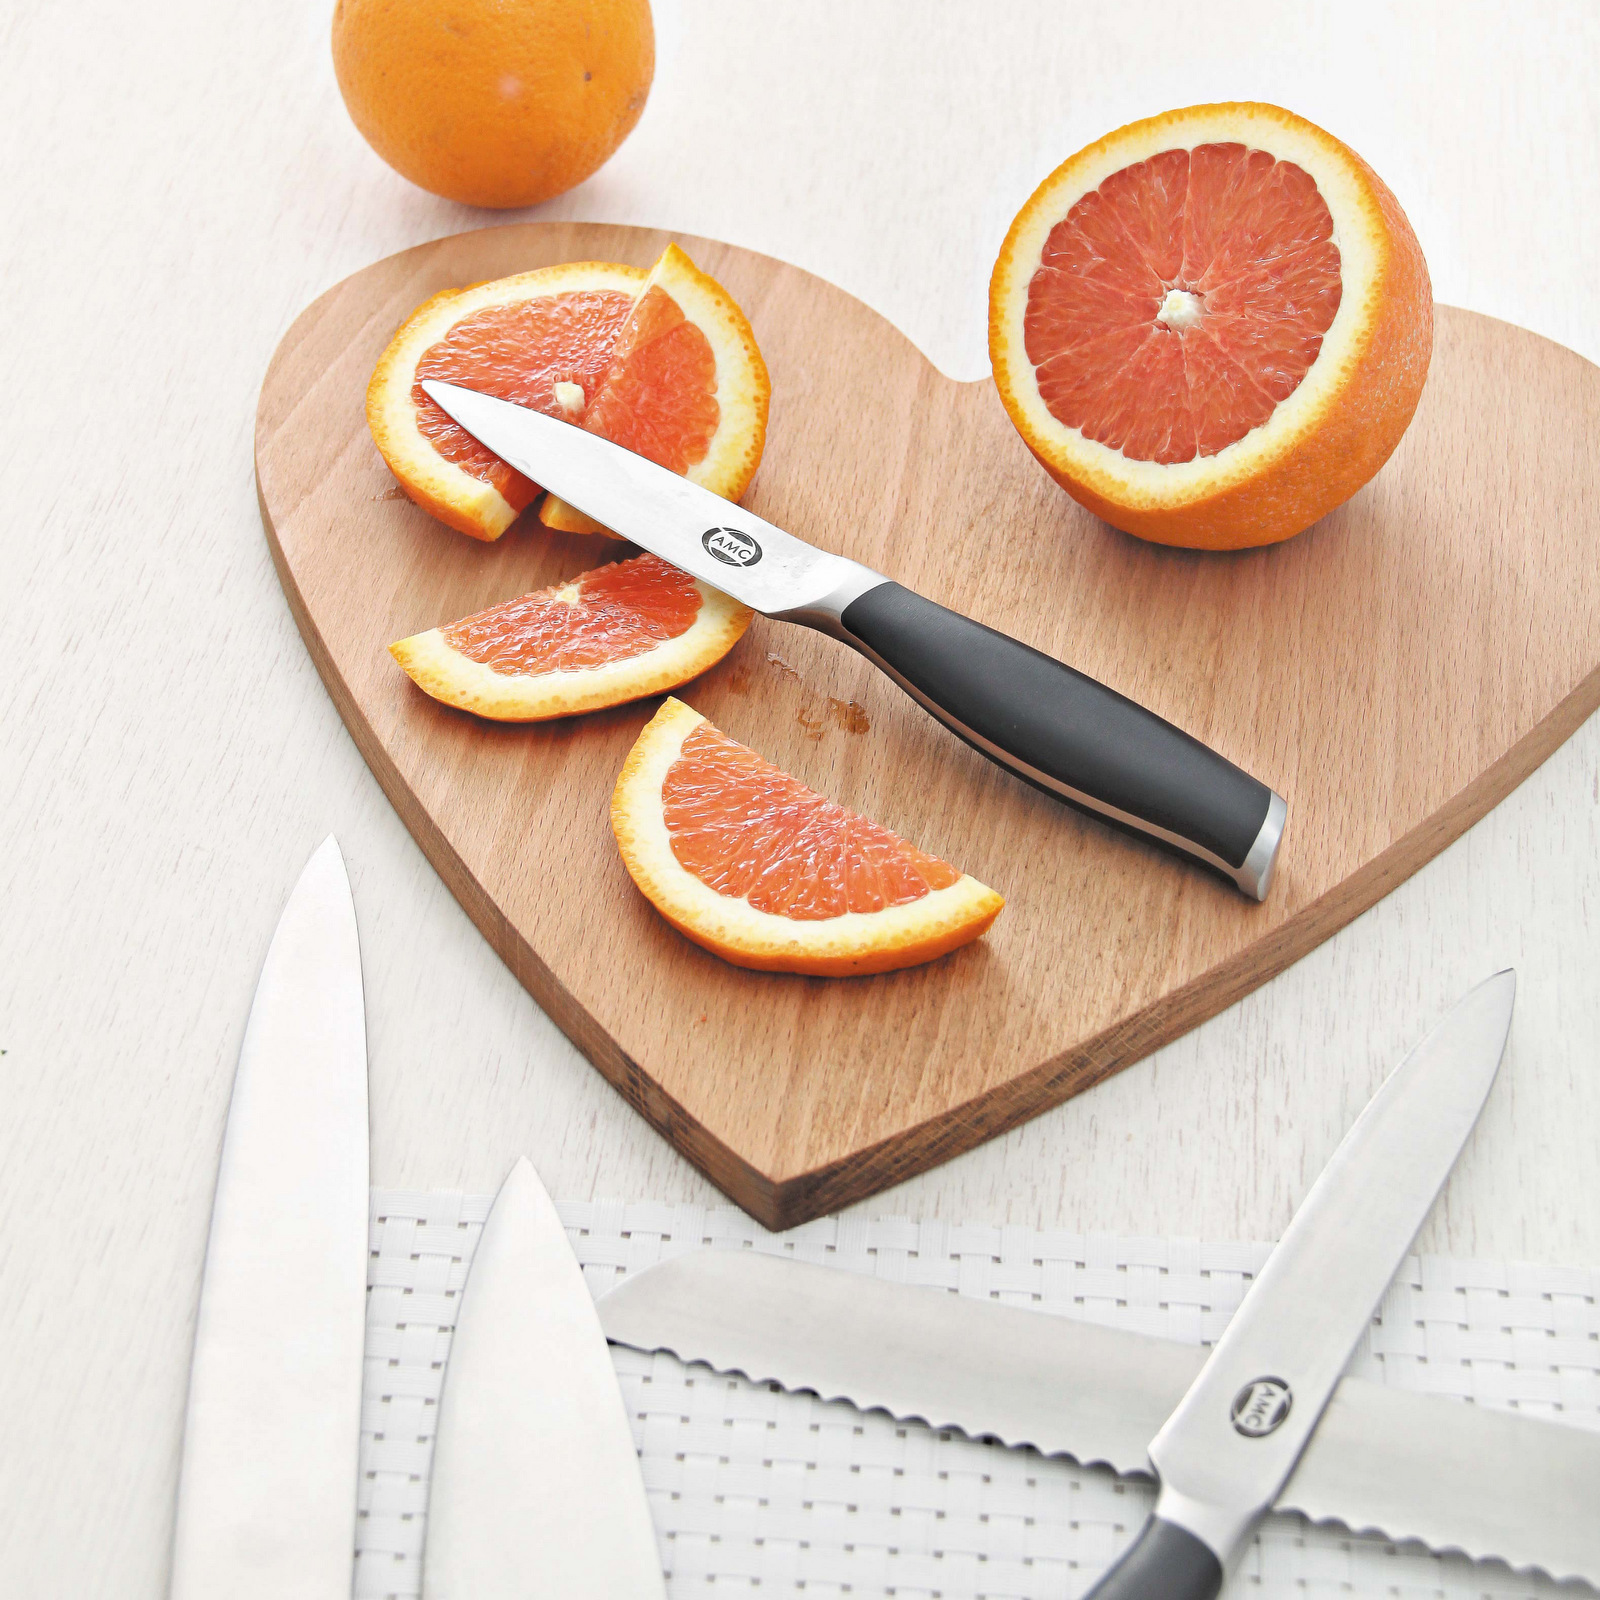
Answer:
[{"xmin": 331, "ymin": 0, "xmax": 654, "ymax": 208}]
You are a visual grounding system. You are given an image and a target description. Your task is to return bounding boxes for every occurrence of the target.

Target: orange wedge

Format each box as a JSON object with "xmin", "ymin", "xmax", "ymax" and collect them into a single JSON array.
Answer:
[
  {"xmin": 367, "ymin": 244, "xmax": 769, "ymax": 542},
  {"xmin": 538, "ymin": 243, "xmax": 768, "ymax": 538},
  {"xmin": 611, "ymin": 698, "xmax": 1003, "ymax": 975},
  {"xmin": 390, "ymin": 554, "xmax": 750, "ymax": 721},
  {"xmin": 990, "ymin": 103, "xmax": 1433, "ymax": 549}
]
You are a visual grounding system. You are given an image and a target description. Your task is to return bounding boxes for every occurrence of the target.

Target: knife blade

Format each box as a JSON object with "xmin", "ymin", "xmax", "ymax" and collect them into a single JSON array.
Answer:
[
  {"xmin": 169, "ymin": 836, "xmax": 369, "ymax": 1600},
  {"xmin": 1112, "ymin": 970, "xmax": 1515, "ymax": 1599},
  {"xmin": 598, "ymin": 1250, "xmax": 1600, "ymax": 1589},
  {"xmin": 422, "ymin": 1157, "xmax": 666, "ymax": 1600},
  {"xmin": 596, "ymin": 1250, "xmax": 1600, "ymax": 1586},
  {"xmin": 419, "ymin": 378, "xmax": 1287, "ymax": 900},
  {"xmin": 598, "ymin": 978, "xmax": 1597, "ymax": 1586}
]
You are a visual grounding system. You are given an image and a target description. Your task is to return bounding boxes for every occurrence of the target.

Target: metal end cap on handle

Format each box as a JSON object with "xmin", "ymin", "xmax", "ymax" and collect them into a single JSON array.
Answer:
[{"xmin": 1235, "ymin": 790, "xmax": 1287, "ymax": 901}]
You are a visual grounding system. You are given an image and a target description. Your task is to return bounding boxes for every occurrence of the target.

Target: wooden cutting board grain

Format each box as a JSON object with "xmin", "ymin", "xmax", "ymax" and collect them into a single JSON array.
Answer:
[{"xmin": 256, "ymin": 223, "xmax": 1600, "ymax": 1227}]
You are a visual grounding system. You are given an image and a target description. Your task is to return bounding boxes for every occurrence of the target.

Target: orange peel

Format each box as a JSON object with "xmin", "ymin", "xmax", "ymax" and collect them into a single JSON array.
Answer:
[
  {"xmin": 611, "ymin": 698, "xmax": 1003, "ymax": 975},
  {"xmin": 990, "ymin": 102, "xmax": 1432, "ymax": 549}
]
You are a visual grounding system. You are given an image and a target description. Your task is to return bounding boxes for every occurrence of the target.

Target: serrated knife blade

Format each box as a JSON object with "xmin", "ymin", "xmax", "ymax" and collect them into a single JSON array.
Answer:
[
  {"xmin": 598, "ymin": 977, "xmax": 1600, "ymax": 1587},
  {"xmin": 169, "ymin": 837, "xmax": 369, "ymax": 1599},
  {"xmin": 598, "ymin": 1249, "xmax": 1600, "ymax": 1587},
  {"xmin": 422, "ymin": 1158, "xmax": 666, "ymax": 1600}
]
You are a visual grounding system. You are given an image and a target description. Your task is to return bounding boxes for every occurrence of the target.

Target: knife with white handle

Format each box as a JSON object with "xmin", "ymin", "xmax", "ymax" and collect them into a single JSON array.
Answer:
[
  {"xmin": 169, "ymin": 837, "xmax": 369, "ymax": 1600},
  {"xmin": 596, "ymin": 975, "xmax": 1595, "ymax": 1587},
  {"xmin": 420, "ymin": 379, "xmax": 1287, "ymax": 899},
  {"xmin": 423, "ymin": 1158, "xmax": 666, "ymax": 1600}
]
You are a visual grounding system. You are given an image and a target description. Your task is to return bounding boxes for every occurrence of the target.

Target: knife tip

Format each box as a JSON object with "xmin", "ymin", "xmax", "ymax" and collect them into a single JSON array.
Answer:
[
  {"xmin": 305, "ymin": 832, "xmax": 348, "ymax": 878},
  {"xmin": 1480, "ymin": 966, "xmax": 1517, "ymax": 1015}
]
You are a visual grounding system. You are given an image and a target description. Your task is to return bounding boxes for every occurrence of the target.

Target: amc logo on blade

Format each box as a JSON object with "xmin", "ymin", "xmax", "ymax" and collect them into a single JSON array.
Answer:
[
  {"xmin": 702, "ymin": 526, "xmax": 763, "ymax": 568},
  {"xmin": 1231, "ymin": 1377, "xmax": 1293, "ymax": 1438}
]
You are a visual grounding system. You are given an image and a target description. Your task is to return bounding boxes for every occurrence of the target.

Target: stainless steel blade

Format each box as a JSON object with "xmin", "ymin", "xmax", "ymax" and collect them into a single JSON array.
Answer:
[
  {"xmin": 419, "ymin": 380, "xmax": 878, "ymax": 619},
  {"xmin": 1146, "ymin": 971, "xmax": 1515, "ymax": 1565},
  {"xmin": 423, "ymin": 1158, "xmax": 666, "ymax": 1600},
  {"xmin": 169, "ymin": 836, "xmax": 369, "ymax": 1600},
  {"xmin": 601, "ymin": 1250, "xmax": 1190, "ymax": 1477},
  {"xmin": 597, "ymin": 1246, "xmax": 1600, "ymax": 1586}
]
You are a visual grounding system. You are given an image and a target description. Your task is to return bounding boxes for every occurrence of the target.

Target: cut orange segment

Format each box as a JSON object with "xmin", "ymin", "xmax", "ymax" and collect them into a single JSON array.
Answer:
[
  {"xmin": 367, "ymin": 245, "xmax": 769, "ymax": 543},
  {"xmin": 369, "ymin": 260, "xmax": 640, "ymax": 540},
  {"xmin": 611, "ymin": 698, "xmax": 1003, "ymax": 975},
  {"xmin": 539, "ymin": 244, "xmax": 769, "ymax": 538},
  {"xmin": 390, "ymin": 554, "xmax": 751, "ymax": 721},
  {"xmin": 990, "ymin": 103, "xmax": 1432, "ymax": 549}
]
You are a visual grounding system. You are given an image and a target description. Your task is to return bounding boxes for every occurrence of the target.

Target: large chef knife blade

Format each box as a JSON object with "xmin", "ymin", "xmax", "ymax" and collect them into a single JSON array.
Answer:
[
  {"xmin": 598, "ymin": 977, "xmax": 1598, "ymax": 1586},
  {"xmin": 419, "ymin": 378, "xmax": 1287, "ymax": 900},
  {"xmin": 422, "ymin": 1158, "xmax": 666, "ymax": 1600},
  {"xmin": 169, "ymin": 837, "xmax": 369, "ymax": 1599}
]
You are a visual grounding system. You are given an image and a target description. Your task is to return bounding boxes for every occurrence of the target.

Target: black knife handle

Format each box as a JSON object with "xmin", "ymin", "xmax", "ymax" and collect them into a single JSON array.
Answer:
[
  {"xmin": 834, "ymin": 582, "xmax": 1285, "ymax": 898},
  {"xmin": 1082, "ymin": 1516, "xmax": 1224, "ymax": 1600}
]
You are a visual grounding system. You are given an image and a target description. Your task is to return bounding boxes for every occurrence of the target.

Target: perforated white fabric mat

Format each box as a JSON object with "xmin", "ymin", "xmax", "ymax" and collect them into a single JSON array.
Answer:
[{"xmin": 357, "ymin": 1192, "xmax": 1600, "ymax": 1600}]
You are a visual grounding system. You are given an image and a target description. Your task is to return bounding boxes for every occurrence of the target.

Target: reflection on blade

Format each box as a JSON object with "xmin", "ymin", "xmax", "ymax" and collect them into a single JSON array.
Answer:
[
  {"xmin": 170, "ymin": 836, "xmax": 369, "ymax": 1600},
  {"xmin": 601, "ymin": 1251, "xmax": 1187, "ymax": 1476},
  {"xmin": 598, "ymin": 1249, "xmax": 1600, "ymax": 1586},
  {"xmin": 423, "ymin": 1159, "xmax": 666, "ymax": 1600},
  {"xmin": 418, "ymin": 380, "xmax": 863, "ymax": 618}
]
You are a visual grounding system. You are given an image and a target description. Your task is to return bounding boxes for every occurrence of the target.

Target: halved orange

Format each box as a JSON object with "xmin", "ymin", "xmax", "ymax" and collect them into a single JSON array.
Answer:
[
  {"xmin": 390, "ymin": 554, "xmax": 750, "ymax": 721},
  {"xmin": 990, "ymin": 103, "xmax": 1433, "ymax": 549},
  {"xmin": 611, "ymin": 698, "xmax": 1003, "ymax": 975},
  {"xmin": 367, "ymin": 244, "xmax": 769, "ymax": 542}
]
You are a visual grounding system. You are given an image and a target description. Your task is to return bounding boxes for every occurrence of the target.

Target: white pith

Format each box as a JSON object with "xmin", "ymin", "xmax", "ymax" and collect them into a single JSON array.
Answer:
[
  {"xmin": 613, "ymin": 701, "xmax": 1002, "ymax": 966},
  {"xmin": 1156, "ymin": 288, "xmax": 1205, "ymax": 331},
  {"xmin": 391, "ymin": 580, "xmax": 751, "ymax": 721},
  {"xmin": 994, "ymin": 106, "xmax": 1386, "ymax": 508}
]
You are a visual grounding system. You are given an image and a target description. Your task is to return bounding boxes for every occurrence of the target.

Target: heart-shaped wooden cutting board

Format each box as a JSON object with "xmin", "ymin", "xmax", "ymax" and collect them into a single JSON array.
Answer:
[{"xmin": 257, "ymin": 223, "xmax": 1600, "ymax": 1228}]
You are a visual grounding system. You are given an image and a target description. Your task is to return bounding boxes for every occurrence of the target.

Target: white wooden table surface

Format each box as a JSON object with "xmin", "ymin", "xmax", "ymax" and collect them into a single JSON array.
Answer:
[{"xmin": 3, "ymin": 2, "xmax": 1597, "ymax": 1593}]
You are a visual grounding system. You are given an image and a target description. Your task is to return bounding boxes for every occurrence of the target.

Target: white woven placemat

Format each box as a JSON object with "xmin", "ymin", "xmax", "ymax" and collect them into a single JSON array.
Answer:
[{"xmin": 356, "ymin": 1192, "xmax": 1599, "ymax": 1600}]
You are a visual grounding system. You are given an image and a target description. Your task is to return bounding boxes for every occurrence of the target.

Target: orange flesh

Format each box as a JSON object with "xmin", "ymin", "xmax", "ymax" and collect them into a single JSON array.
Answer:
[
  {"xmin": 662, "ymin": 724, "xmax": 961, "ymax": 920},
  {"xmin": 1023, "ymin": 143, "xmax": 1342, "ymax": 463},
  {"xmin": 584, "ymin": 286, "xmax": 720, "ymax": 472},
  {"xmin": 414, "ymin": 289, "xmax": 634, "ymax": 507},
  {"xmin": 442, "ymin": 554, "xmax": 701, "ymax": 674},
  {"xmin": 412, "ymin": 284, "xmax": 722, "ymax": 513}
]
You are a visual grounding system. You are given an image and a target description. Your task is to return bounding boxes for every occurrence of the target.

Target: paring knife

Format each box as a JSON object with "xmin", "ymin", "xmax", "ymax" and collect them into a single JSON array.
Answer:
[
  {"xmin": 169, "ymin": 837, "xmax": 369, "ymax": 1600},
  {"xmin": 423, "ymin": 1157, "xmax": 666, "ymax": 1600},
  {"xmin": 599, "ymin": 975, "xmax": 1599, "ymax": 1588},
  {"xmin": 421, "ymin": 378, "xmax": 1288, "ymax": 899}
]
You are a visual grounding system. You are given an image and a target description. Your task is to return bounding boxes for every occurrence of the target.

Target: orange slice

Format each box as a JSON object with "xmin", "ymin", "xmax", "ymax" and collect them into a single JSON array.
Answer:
[
  {"xmin": 990, "ymin": 103, "xmax": 1432, "ymax": 549},
  {"xmin": 367, "ymin": 244, "xmax": 769, "ymax": 542},
  {"xmin": 611, "ymin": 698, "xmax": 1003, "ymax": 975},
  {"xmin": 390, "ymin": 554, "xmax": 750, "ymax": 721},
  {"xmin": 538, "ymin": 243, "xmax": 769, "ymax": 538}
]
